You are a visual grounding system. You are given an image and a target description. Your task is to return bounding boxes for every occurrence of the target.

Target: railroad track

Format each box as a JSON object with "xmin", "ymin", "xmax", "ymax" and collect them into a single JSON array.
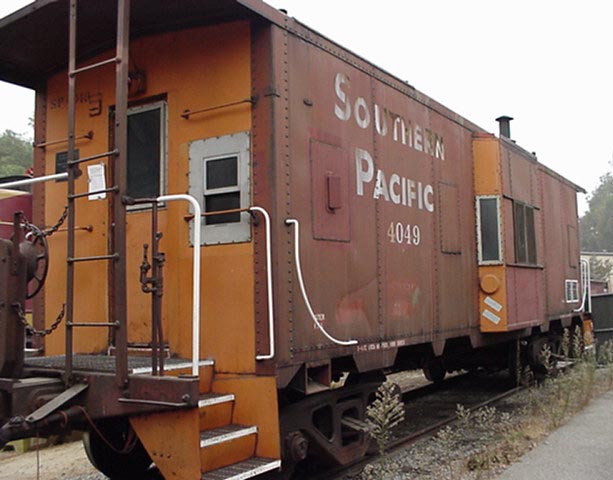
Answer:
[{"xmin": 297, "ymin": 370, "xmax": 523, "ymax": 480}]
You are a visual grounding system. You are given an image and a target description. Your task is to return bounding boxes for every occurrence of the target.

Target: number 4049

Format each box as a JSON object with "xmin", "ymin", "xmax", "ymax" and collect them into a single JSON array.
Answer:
[{"xmin": 387, "ymin": 222, "xmax": 421, "ymax": 246}]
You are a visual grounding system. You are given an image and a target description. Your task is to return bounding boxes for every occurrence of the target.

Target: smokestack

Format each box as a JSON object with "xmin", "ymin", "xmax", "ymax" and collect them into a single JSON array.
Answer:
[{"xmin": 496, "ymin": 115, "xmax": 513, "ymax": 139}]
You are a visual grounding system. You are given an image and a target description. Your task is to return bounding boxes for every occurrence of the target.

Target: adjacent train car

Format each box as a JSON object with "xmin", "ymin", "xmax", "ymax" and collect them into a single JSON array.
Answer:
[{"xmin": 0, "ymin": 1, "xmax": 589, "ymax": 479}]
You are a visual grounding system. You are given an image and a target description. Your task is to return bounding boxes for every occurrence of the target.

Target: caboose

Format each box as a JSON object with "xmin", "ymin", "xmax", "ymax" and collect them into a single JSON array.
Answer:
[{"xmin": 0, "ymin": 1, "xmax": 589, "ymax": 479}]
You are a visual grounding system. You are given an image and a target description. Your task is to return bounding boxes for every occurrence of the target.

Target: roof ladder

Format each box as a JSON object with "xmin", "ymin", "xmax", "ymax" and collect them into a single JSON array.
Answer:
[{"xmin": 64, "ymin": 0, "xmax": 130, "ymax": 387}]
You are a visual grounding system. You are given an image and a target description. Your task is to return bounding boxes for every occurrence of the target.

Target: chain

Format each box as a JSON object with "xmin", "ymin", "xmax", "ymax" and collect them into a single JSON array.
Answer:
[
  {"xmin": 19, "ymin": 206, "xmax": 68, "ymax": 239},
  {"xmin": 42, "ymin": 206, "xmax": 68, "ymax": 237},
  {"xmin": 12, "ymin": 303, "xmax": 65, "ymax": 337}
]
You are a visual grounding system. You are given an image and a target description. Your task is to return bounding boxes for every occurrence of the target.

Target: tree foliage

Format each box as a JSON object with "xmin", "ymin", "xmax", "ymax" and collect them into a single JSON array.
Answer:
[
  {"xmin": 589, "ymin": 257, "xmax": 613, "ymax": 282},
  {"xmin": 0, "ymin": 129, "xmax": 32, "ymax": 177},
  {"xmin": 580, "ymin": 169, "xmax": 613, "ymax": 252}
]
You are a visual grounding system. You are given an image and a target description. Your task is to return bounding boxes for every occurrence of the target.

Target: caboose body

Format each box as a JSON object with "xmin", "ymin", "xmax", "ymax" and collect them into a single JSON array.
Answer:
[{"xmin": 0, "ymin": 1, "xmax": 588, "ymax": 478}]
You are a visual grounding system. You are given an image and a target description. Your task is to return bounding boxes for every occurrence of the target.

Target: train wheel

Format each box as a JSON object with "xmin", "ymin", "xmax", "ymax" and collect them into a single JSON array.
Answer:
[
  {"xmin": 423, "ymin": 358, "xmax": 446, "ymax": 383},
  {"xmin": 83, "ymin": 418, "xmax": 152, "ymax": 479}
]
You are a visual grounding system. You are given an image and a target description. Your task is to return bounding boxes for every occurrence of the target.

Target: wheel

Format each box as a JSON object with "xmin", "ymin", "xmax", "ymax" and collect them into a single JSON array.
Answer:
[
  {"xmin": 18, "ymin": 223, "xmax": 49, "ymax": 299},
  {"xmin": 423, "ymin": 358, "xmax": 446, "ymax": 383},
  {"xmin": 83, "ymin": 418, "xmax": 152, "ymax": 479}
]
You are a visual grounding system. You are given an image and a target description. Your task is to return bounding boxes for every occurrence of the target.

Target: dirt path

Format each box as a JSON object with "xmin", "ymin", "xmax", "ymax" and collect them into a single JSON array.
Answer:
[{"xmin": 0, "ymin": 441, "xmax": 103, "ymax": 480}]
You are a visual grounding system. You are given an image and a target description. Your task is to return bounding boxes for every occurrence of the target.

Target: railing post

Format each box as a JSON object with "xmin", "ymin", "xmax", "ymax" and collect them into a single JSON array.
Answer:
[{"xmin": 157, "ymin": 195, "xmax": 201, "ymax": 376}]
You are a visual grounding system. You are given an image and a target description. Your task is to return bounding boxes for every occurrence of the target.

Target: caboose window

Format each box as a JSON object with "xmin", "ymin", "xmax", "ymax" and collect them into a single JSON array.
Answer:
[
  {"xmin": 514, "ymin": 202, "xmax": 537, "ymax": 265},
  {"xmin": 204, "ymin": 156, "xmax": 240, "ymax": 225},
  {"xmin": 188, "ymin": 132, "xmax": 251, "ymax": 245},
  {"xmin": 476, "ymin": 196, "xmax": 502, "ymax": 264},
  {"xmin": 126, "ymin": 101, "xmax": 167, "ymax": 202}
]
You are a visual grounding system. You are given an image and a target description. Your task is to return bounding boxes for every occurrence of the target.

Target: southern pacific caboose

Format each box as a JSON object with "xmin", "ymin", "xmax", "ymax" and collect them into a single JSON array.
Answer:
[{"xmin": 0, "ymin": 1, "xmax": 589, "ymax": 478}]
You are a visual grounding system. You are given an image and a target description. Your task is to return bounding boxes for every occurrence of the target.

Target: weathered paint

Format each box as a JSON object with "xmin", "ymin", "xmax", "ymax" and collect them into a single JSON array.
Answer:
[
  {"xmin": 130, "ymin": 409, "xmax": 201, "ymax": 480},
  {"xmin": 41, "ymin": 22, "xmax": 256, "ymax": 372}
]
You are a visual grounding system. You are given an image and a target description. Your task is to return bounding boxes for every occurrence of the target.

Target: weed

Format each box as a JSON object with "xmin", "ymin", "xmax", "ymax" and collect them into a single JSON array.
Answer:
[{"xmin": 365, "ymin": 380, "xmax": 405, "ymax": 455}]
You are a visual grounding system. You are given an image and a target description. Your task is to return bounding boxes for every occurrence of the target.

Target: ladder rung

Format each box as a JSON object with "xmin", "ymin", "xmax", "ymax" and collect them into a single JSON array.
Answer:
[
  {"xmin": 68, "ymin": 253, "xmax": 119, "ymax": 264},
  {"xmin": 68, "ymin": 322, "xmax": 118, "ymax": 328},
  {"xmin": 68, "ymin": 186, "xmax": 118, "ymax": 200},
  {"xmin": 68, "ymin": 149, "xmax": 118, "ymax": 166},
  {"xmin": 70, "ymin": 57, "xmax": 120, "ymax": 77}
]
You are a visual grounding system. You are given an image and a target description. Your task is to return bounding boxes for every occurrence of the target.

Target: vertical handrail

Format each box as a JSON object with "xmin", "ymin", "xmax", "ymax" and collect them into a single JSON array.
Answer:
[
  {"xmin": 157, "ymin": 195, "xmax": 201, "ymax": 376},
  {"xmin": 113, "ymin": 0, "xmax": 130, "ymax": 387},
  {"xmin": 250, "ymin": 207, "xmax": 275, "ymax": 360},
  {"xmin": 576, "ymin": 259, "xmax": 591, "ymax": 313},
  {"xmin": 64, "ymin": 0, "xmax": 78, "ymax": 383},
  {"xmin": 285, "ymin": 218, "xmax": 357, "ymax": 346}
]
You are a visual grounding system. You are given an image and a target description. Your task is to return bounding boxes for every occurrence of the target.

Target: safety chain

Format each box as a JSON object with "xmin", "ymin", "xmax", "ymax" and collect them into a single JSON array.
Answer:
[
  {"xmin": 12, "ymin": 303, "xmax": 66, "ymax": 337},
  {"xmin": 42, "ymin": 206, "xmax": 68, "ymax": 237},
  {"xmin": 19, "ymin": 206, "xmax": 68, "ymax": 239}
]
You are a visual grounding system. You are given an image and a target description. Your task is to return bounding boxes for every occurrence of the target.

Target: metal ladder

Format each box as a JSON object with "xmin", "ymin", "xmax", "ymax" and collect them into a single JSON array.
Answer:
[{"xmin": 64, "ymin": 0, "xmax": 131, "ymax": 387}]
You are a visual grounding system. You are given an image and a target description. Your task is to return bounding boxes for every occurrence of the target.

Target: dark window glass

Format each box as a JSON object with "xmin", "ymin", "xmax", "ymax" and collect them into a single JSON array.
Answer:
[
  {"xmin": 526, "ymin": 207, "xmax": 537, "ymax": 264},
  {"xmin": 127, "ymin": 108, "xmax": 161, "ymax": 199},
  {"xmin": 514, "ymin": 203, "xmax": 527, "ymax": 263},
  {"xmin": 55, "ymin": 150, "xmax": 78, "ymax": 177},
  {"xmin": 514, "ymin": 202, "xmax": 537, "ymax": 265},
  {"xmin": 479, "ymin": 198, "xmax": 500, "ymax": 262},
  {"xmin": 207, "ymin": 157, "xmax": 237, "ymax": 189},
  {"xmin": 205, "ymin": 193, "xmax": 240, "ymax": 225}
]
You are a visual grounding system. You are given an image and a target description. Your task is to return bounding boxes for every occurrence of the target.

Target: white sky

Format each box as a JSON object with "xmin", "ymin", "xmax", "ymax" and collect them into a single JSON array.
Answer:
[{"xmin": 1, "ymin": 0, "xmax": 611, "ymax": 214}]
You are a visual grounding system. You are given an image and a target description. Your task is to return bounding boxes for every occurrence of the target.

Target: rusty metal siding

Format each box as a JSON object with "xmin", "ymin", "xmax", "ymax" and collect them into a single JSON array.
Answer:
[
  {"xmin": 539, "ymin": 169, "xmax": 581, "ymax": 316},
  {"xmin": 267, "ymin": 25, "xmax": 478, "ymax": 374}
]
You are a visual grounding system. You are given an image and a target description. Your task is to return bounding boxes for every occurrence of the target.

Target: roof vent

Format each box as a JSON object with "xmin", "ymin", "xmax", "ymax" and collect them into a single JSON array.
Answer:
[{"xmin": 495, "ymin": 115, "xmax": 513, "ymax": 139}]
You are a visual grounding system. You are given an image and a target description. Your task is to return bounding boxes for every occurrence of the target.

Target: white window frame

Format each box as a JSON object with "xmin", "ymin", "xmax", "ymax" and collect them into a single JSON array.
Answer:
[
  {"xmin": 476, "ymin": 195, "xmax": 503, "ymax": 265},
  {"xmin": 126, "ymin": 100, "xmax": 167, "ymax": 211},
  {"xmin": 565, "ymin": 279, "xmax": 579, "ymax": 303},
  {"xmin": 188, "ymin": 132, "xmax": 251, "ymax": 245}
]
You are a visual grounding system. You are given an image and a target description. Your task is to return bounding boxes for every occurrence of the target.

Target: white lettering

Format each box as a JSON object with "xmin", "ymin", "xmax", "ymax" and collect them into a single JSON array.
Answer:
[
  {"xmin": 374, "ymin": 104, "xmax": 388, "ymax": 136},
  {"xmin": 354, "ymin": 147, "xmax": 435, "ymax": 214},
  {"xmin": 408, "ymin": 179, "xmax": 416, "ymax": 207},
  {"xmin": 355, "ymin": 148, "xmax": 374, "ymax": 196},
  {"xmin": 389, "ymin": 174, "xmax": 401, "ymax": 204},
  {"xmin": 354, "ymin": 97, "xmax": 370, "ymax": 129},
  {"xmin": 373, "ymin": 169, "xmax": 390, "ymax": 201},
  {"xmin": 334, "ymin": 73, "xmax": 351, "ymax": 121},
  {"xmin": 424, "ymin": 184, "xmax": 435, "ymax": 212},
  {"xmin": 414, "ymin": 125, "xmax": 423, "ymax": 152}
]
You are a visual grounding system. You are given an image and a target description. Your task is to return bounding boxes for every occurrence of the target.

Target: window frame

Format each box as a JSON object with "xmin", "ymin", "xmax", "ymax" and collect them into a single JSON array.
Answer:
[
  {"xmin": 513, "ymin": 201, "xmax": 538, "ymax": 266},
  {"xmin": 188, "ymin": 131, "xmax": 251, "ymax": 246},
  {"xmin": 125, "ymin": 100, "xmax": 168, "ymax": 210},
  {"xmin": 476, "ymin": 195, "xmax": 503, "ymax": 265},
  {"xmin": 565, "ymin": 279, "xmax": 579, "ymax": 303}
]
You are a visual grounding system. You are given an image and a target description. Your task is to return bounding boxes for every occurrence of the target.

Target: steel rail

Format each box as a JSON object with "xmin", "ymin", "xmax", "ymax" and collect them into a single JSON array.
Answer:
[
  {"xmin": 312, "ymin": 378, "xmax": 524, "ymax": 480},
  {"xmin": 0, "ymin": 173, "xmax": 68, "ymax": 188}
]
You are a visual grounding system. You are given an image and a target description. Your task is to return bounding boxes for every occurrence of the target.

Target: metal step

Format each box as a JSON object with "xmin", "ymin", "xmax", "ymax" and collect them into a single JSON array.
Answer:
[
  {"xmin": 199, "ymin": 393, "xmax": 235, "ymax": 408},
  {"xmin": 200, "ymin": 425, "xmax": 257, "ymax": 448},
  {"xmin": 204, "ymin": 457, "xmax": 281, "ymax": 480}
]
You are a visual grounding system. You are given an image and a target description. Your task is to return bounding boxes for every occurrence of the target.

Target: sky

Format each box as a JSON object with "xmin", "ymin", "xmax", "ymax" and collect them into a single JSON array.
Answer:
[{"xmin": 1, "ymin": 0, "xmax": 611, "ymax": 214}]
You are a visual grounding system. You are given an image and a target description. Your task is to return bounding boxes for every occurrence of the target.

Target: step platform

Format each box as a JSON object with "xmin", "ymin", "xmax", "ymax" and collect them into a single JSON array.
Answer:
[
  {"xmin": 205, "ymin": 457, "xmax": 281, "ymax": 480},
  {"xmin": 24, "ymin": 354, "xmax": 213, "ymax": 375}
]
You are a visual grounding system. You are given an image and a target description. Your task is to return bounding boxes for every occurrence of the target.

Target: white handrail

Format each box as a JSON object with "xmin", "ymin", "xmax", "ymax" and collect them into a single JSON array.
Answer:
[
  {"xmin": 575, "ymin": 258, "xmax": 591, "ymax": 313},
  {"xmin": 250, "ymin": 207, "xmax": 275, "ymax": 360},
  {"xmin": 158, "ymin": 194, "xmax": 202, "ymax": 376},
  {"xmin": 0, "ymin": 173, "xmax": 68, "ymax": 189},
  {"xmin": 285, "ymin": 218, "xmax": 357, "ymax": 346}
]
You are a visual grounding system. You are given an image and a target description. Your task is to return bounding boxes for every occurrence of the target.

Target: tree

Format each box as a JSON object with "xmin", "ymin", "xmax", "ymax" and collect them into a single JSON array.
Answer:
[
  {"xmin": 580, "ymin": 168, "xmax": 613, "ymax": 252},
  {"xmin": 589, "ymin": 257, "xmax": 613, "ymax": 282},
  {"xmin": 0, "ymin": 129, "xmax": 33, "ymax": 177}
]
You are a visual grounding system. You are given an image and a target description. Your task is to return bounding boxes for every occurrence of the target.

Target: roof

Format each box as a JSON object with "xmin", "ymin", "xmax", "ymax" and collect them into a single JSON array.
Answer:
[{"xmin": 0, "ymin": 0, "xmax": 285, "ymax": 89}]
